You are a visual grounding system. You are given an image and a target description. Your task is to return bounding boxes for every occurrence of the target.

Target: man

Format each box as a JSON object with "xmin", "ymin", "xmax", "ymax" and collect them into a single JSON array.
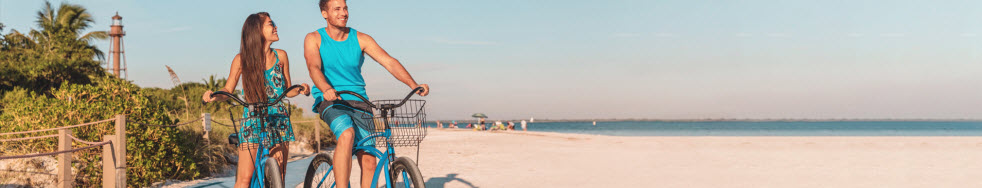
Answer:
[{"xmin": 304, "ymin": 0, "xmax": 429, "ymax": 187}]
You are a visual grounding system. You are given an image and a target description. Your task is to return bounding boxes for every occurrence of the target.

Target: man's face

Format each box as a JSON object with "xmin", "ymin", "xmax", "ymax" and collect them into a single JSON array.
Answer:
[{"xmin": 322, "ymin": 0, "xmax": 348, "ymax": 28}]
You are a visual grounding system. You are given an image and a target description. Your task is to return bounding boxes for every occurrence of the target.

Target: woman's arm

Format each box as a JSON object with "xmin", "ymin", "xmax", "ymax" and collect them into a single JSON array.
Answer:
[
  {"xmin": 203, "ymin": 54, "xmax": 243, "ymax": 102},
  {"xmin": 278, "ymin": 49, "xmax": 310, "ymax": 98}
]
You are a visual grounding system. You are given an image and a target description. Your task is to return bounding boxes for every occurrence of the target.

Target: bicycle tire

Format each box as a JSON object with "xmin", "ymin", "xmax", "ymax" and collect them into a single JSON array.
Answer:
[
  {"xmin": 264, "ymin": 158, "xmax": 285, "ymax": 188},
  {"xmin": 389, "ymin": 157, "xmax": 425, "ymax": 188},
  {"xmin": 303, "ymin": 153, "xmax": 336, "ymax": 188}
]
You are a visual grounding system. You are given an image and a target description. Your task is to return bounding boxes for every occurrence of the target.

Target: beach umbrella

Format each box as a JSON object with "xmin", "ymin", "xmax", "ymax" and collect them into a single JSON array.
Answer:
[{"xmin": 471, "ymin": 113, "xmax": 488, "ymax": 118}]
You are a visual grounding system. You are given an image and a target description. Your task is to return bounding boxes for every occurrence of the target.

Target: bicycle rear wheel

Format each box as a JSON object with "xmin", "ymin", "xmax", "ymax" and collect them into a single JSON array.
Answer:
[
  {"xmin": 304, "ymin": 153, "xmax": 337, "ymax": 188},
  {"xmin": 264, "ymin": 158, "xmax": 284, "ymax": 188},
  {"xmin": 389, "ymin": 157, "xmax": 425, "ymax": 188}
]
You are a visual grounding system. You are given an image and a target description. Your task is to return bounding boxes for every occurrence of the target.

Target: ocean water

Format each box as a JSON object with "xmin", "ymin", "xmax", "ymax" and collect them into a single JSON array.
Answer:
[{"xmin": 430, "ymin": 121, "xmax": 982, "ymax": 136}]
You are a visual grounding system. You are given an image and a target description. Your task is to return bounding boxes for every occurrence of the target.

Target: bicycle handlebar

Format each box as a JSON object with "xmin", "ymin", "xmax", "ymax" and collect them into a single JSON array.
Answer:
[
  {"xmin": 205, "ymin": 85, "xmax": 307, "ymax": 107},
  {"xmin": 336, "ymin": 87, "xmax": 425, "ymax": 110}
]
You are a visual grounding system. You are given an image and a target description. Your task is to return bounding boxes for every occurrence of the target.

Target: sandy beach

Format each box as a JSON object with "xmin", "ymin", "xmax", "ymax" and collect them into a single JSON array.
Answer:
[
  {"xmin": 164, "ymin": 128, "xmax": 982, "ymax": 188},
  {"xmin": 399, "ymin": 129, "xmax": 982, "ymax": 188}
]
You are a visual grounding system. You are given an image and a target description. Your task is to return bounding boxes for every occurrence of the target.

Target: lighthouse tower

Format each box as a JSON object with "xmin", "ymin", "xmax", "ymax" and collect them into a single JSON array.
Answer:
[{"xmin": 108, "ymin": 12, "xmax": 127, "ymax": 78}]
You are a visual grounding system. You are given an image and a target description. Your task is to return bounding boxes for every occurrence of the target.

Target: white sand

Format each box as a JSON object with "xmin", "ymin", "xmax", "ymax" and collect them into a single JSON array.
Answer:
[
  {"xmin": 405, "ymin": 129, "xmax": 982, "ymax": 188},
  {"xmin": 155, "ymin": 128, "xmax": 982, "ymax": 187}
]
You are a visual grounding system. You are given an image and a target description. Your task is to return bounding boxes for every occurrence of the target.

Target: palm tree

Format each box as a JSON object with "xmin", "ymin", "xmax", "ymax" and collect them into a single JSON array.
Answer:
[
  {"xmin": 201, "ymin": 75, "xmax": 228, "ymax": 91},
  {"xmin": 33, "ymin": 1, "xmax": 108, "ymax": 60}
]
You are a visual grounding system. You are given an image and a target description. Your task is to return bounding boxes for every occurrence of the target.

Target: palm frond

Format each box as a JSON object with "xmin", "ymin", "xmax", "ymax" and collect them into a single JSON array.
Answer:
[{"xmin": 80, "ymin": 31, "xmax": 108, "ymax": 42}]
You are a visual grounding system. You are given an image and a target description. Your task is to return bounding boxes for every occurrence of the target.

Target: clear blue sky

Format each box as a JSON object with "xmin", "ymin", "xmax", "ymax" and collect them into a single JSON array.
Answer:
[{"xmin": 2, "ymin": 0, "xmax": 981, "ymax": 120}]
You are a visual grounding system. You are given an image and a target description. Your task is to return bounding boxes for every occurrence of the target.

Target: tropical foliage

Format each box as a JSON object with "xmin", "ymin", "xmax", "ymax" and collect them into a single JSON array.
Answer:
[
  {"xmin": 1, "ymin": 2, "xmax": 325, "ymax": 187},
  {"xmin": 0, "ymin": 1, "xmax": 197, "ymax": 187}
]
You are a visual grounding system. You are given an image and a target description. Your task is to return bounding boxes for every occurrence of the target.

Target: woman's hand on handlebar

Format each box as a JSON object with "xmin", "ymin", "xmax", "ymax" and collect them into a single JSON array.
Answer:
[
  {"xmin": 202, "ymin": 90, "xmax": 217, "ymax": 103},
  {"xmin": 415, "ymin": 84, "xmax": 430, "ymax": 96},
  {"xmin": 300, "ymin": 83, "xmax": 311, "ymax": 96}
]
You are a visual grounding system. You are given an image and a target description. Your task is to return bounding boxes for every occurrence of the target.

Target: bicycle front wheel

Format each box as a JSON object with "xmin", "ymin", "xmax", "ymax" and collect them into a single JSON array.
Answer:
[
  {"xmin": 389, "ymin": 157, "xmax": 425, "ymax": 188},
  {"xmin": 264, "ymin": 158, "xmax": 285, "ymax": 188},
  {"xmin": 304, "ymin": 153, "xmax": 336, "ymax": 188}
]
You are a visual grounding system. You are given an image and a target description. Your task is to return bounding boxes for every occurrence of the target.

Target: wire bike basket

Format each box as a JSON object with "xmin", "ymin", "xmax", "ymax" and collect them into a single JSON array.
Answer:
[
  {"xmin": 337, "ymin": 87, "xmax": 428, "ymax": 148},
  {"xmin": 358, "ymin": 99, "xmax": 427, "ymax": 148}
]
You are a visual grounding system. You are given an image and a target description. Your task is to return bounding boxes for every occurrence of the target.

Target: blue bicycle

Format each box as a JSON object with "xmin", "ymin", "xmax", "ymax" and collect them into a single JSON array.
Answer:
[
  {"xmin": 208, "ymin": 85, "xmax": 307, "ymax": 188},
  {"xmin": 303, "ymin": 87, "xmax": 427, "ymax": 188}
]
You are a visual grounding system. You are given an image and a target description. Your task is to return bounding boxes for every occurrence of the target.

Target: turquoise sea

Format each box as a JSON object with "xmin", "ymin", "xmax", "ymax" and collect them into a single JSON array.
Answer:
[{"xmin": 430, "ymin": 121, "xmax": 982, "ymax": 136}]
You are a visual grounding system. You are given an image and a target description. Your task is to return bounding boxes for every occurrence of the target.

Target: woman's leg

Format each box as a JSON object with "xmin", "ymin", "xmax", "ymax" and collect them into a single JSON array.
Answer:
[
  {"xmin": 270, "ymin": 142, "xmax": 290, "ymax": 181},
  {"xmin": 356, "ymin": 152, "xmax": 378, "ymax": 188},
  {"xmin": 234, "ymin": 144, "xmax": 258, "ymax": 188},
  {"xmin": 333, "ymin": 128, "xmax": 356, "ymax": 188}
]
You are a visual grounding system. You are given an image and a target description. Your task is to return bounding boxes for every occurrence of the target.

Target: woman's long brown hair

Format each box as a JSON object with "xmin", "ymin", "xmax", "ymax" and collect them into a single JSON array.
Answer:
[{"xmin": 239, "ymin": 12, "xmax": 271, "ymax": 103}]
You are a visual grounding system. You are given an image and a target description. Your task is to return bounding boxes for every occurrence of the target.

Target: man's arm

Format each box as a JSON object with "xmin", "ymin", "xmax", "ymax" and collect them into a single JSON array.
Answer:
[
  {"xmin": 304, "ymin": 32, "xmax": 339, "ymax": 100},
  {"xmin": 358, "ymin": 32, "xmax": 429, "ymax": 96}
]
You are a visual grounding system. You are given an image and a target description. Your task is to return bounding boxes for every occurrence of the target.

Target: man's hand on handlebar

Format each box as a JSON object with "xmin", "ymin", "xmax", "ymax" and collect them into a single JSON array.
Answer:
[
  {"xmin": 415, "ymin": 84, "xmax": 430, "ymax": 96},
  {"xmin": 323, "ymin": 88, "xmax": 340, "ymax": 101}
]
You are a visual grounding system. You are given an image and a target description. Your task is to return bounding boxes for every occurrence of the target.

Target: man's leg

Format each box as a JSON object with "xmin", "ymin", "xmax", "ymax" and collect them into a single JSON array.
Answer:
[
  {"xmin": 357, "ymin": 152, "xmax": 378, "ymax": 188},
  {"xmin": 333, "ymin": 129, "xmax": 355, "ymax": 188}
]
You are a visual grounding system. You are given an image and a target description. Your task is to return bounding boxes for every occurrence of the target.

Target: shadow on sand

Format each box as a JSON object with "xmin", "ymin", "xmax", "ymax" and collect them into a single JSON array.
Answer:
[{"xmin": 425, "ymin": 173, "xmax": 477, "ymax": 188}]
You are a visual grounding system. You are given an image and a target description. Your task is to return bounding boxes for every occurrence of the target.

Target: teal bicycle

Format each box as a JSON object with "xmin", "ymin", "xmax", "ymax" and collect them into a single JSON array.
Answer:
[
  {"xmin": 303, "ymin": 87, "xmax": 427, "ymax": 188},
  {"xmin": 208, "ymin": 85, "xmax": 307, "ymax": 188}
]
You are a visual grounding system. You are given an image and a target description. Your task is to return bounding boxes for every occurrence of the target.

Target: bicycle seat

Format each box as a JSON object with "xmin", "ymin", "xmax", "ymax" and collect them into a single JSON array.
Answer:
[{"xmin": 228, "ymin": 133, "xmax": 239, "ymax": 146}]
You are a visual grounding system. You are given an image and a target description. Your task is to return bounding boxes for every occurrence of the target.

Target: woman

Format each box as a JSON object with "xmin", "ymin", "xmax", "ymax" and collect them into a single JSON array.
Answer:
[{"xmin": 202, "ymin": 12, "xmax": 310, "ymax": 187}]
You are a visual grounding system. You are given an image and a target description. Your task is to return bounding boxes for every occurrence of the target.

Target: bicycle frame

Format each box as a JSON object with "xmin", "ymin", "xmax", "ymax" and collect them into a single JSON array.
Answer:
[
  {"xmin": 251, "ymin": 130, "xmax": 272, "ymax": 187},
  {"xmin": 314, "ymin": 129, "xmax": 406, "ymax": 188},
  {"xmin": 208, "ymin": 85, "xmax": 306, "ymax": 188},
  {"xmin": 311, "ymin": 87, "xmax": 425, "ymax": 188}
]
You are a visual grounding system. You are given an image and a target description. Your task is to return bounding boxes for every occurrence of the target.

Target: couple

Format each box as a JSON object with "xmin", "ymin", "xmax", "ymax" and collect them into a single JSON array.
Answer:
[{"xmin": 201, "ymin": 0, "xmax": 430, "ymax": 188}]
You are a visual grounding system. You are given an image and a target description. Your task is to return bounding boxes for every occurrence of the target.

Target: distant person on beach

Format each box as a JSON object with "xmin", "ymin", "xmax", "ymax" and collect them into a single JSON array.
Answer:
[
  {"xmin": 201, "ymin": 12, "xmax": 311, "ymax": 188},
  {"xmin": 304, "ymin": 0, "xmax": 430, "ymax": 187},
  {"xmin": 521, "ymin": 120, "xmax": 527, "ymax": 131}
]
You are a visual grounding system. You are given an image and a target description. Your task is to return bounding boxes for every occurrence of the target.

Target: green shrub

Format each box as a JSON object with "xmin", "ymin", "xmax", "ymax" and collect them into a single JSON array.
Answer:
[{"xmin": 0, "ymin": 76, "xmax": 199, "ymax": 187}]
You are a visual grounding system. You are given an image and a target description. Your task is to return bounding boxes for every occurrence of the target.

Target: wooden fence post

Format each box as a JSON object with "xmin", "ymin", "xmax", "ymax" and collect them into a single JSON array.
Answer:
[
  {"xmin": 57, "ymin": 129, "xmax": 73, "ymax": 188},
  {"xmin": 102, "ymin": 135, "xmax": 116, "ymax": 188},
  {"xmin": 114, "ymin": 114, "xmax": 126, "ymax": 187},
  {"xmin": 315, "ymin": 121, "xmax": 320, "ymax": 153},
  {"xmin": 202, "ymin": 113, "xmax": 211, "ymax": 143}
]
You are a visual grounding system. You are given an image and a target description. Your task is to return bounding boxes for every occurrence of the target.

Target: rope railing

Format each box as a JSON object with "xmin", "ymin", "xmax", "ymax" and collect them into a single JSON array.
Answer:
[
  {"xmin": 67, "ymin": 134, "xmax": 106, "ymax": 145},
  {"xmin": 0, "ymin": 118, "xmax": 116, "ymax": 137},
  {"xmin": 210, "ymin": 120, "xmax": 233, "ymax": 127},
  {"xmin": 0, "ymin": 134, "xmax": 58, "ymax": 142},
  {"xmin": 209, "ymin": 117, "xmax": 253, "ymax": 127},
  {"xmin": 0, "ymin": 115, "xmax": 127, "ymax": 187},
  {"xmin": 133, "ymin": 117, "xmax": 204, "ymax": 128},
  {"xmin": 0, "ymin": 141, "xmax": 110, "ymax": 160}
]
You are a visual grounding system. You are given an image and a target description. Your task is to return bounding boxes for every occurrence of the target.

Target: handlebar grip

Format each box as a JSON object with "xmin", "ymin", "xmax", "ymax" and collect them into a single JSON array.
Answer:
[
  {"xmin": 300, "ymin": 86, "xmax": 310, "ymax": 96},
  {"xmin": 210, "ymin": 91, "xmax": 247, "ymax": 105}
]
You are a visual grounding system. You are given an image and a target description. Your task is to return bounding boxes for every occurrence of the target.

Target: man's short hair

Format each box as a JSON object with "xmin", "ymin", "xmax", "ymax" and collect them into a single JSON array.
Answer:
[{"xmin": 319, "ymin": 0, "xmax": 343, "ymax": 11}]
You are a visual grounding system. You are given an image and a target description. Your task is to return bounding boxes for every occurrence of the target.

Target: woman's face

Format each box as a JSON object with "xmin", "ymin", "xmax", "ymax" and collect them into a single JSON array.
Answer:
[{"xmin": 262, "ymin": 16, "xmax": 279, "ymax": 42}]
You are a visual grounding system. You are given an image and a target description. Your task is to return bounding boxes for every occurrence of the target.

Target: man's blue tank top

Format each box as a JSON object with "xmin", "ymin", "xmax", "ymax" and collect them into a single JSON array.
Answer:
[{"xmin": 311, "ymin": 27, "xmax": 368, "ymax": 112}]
